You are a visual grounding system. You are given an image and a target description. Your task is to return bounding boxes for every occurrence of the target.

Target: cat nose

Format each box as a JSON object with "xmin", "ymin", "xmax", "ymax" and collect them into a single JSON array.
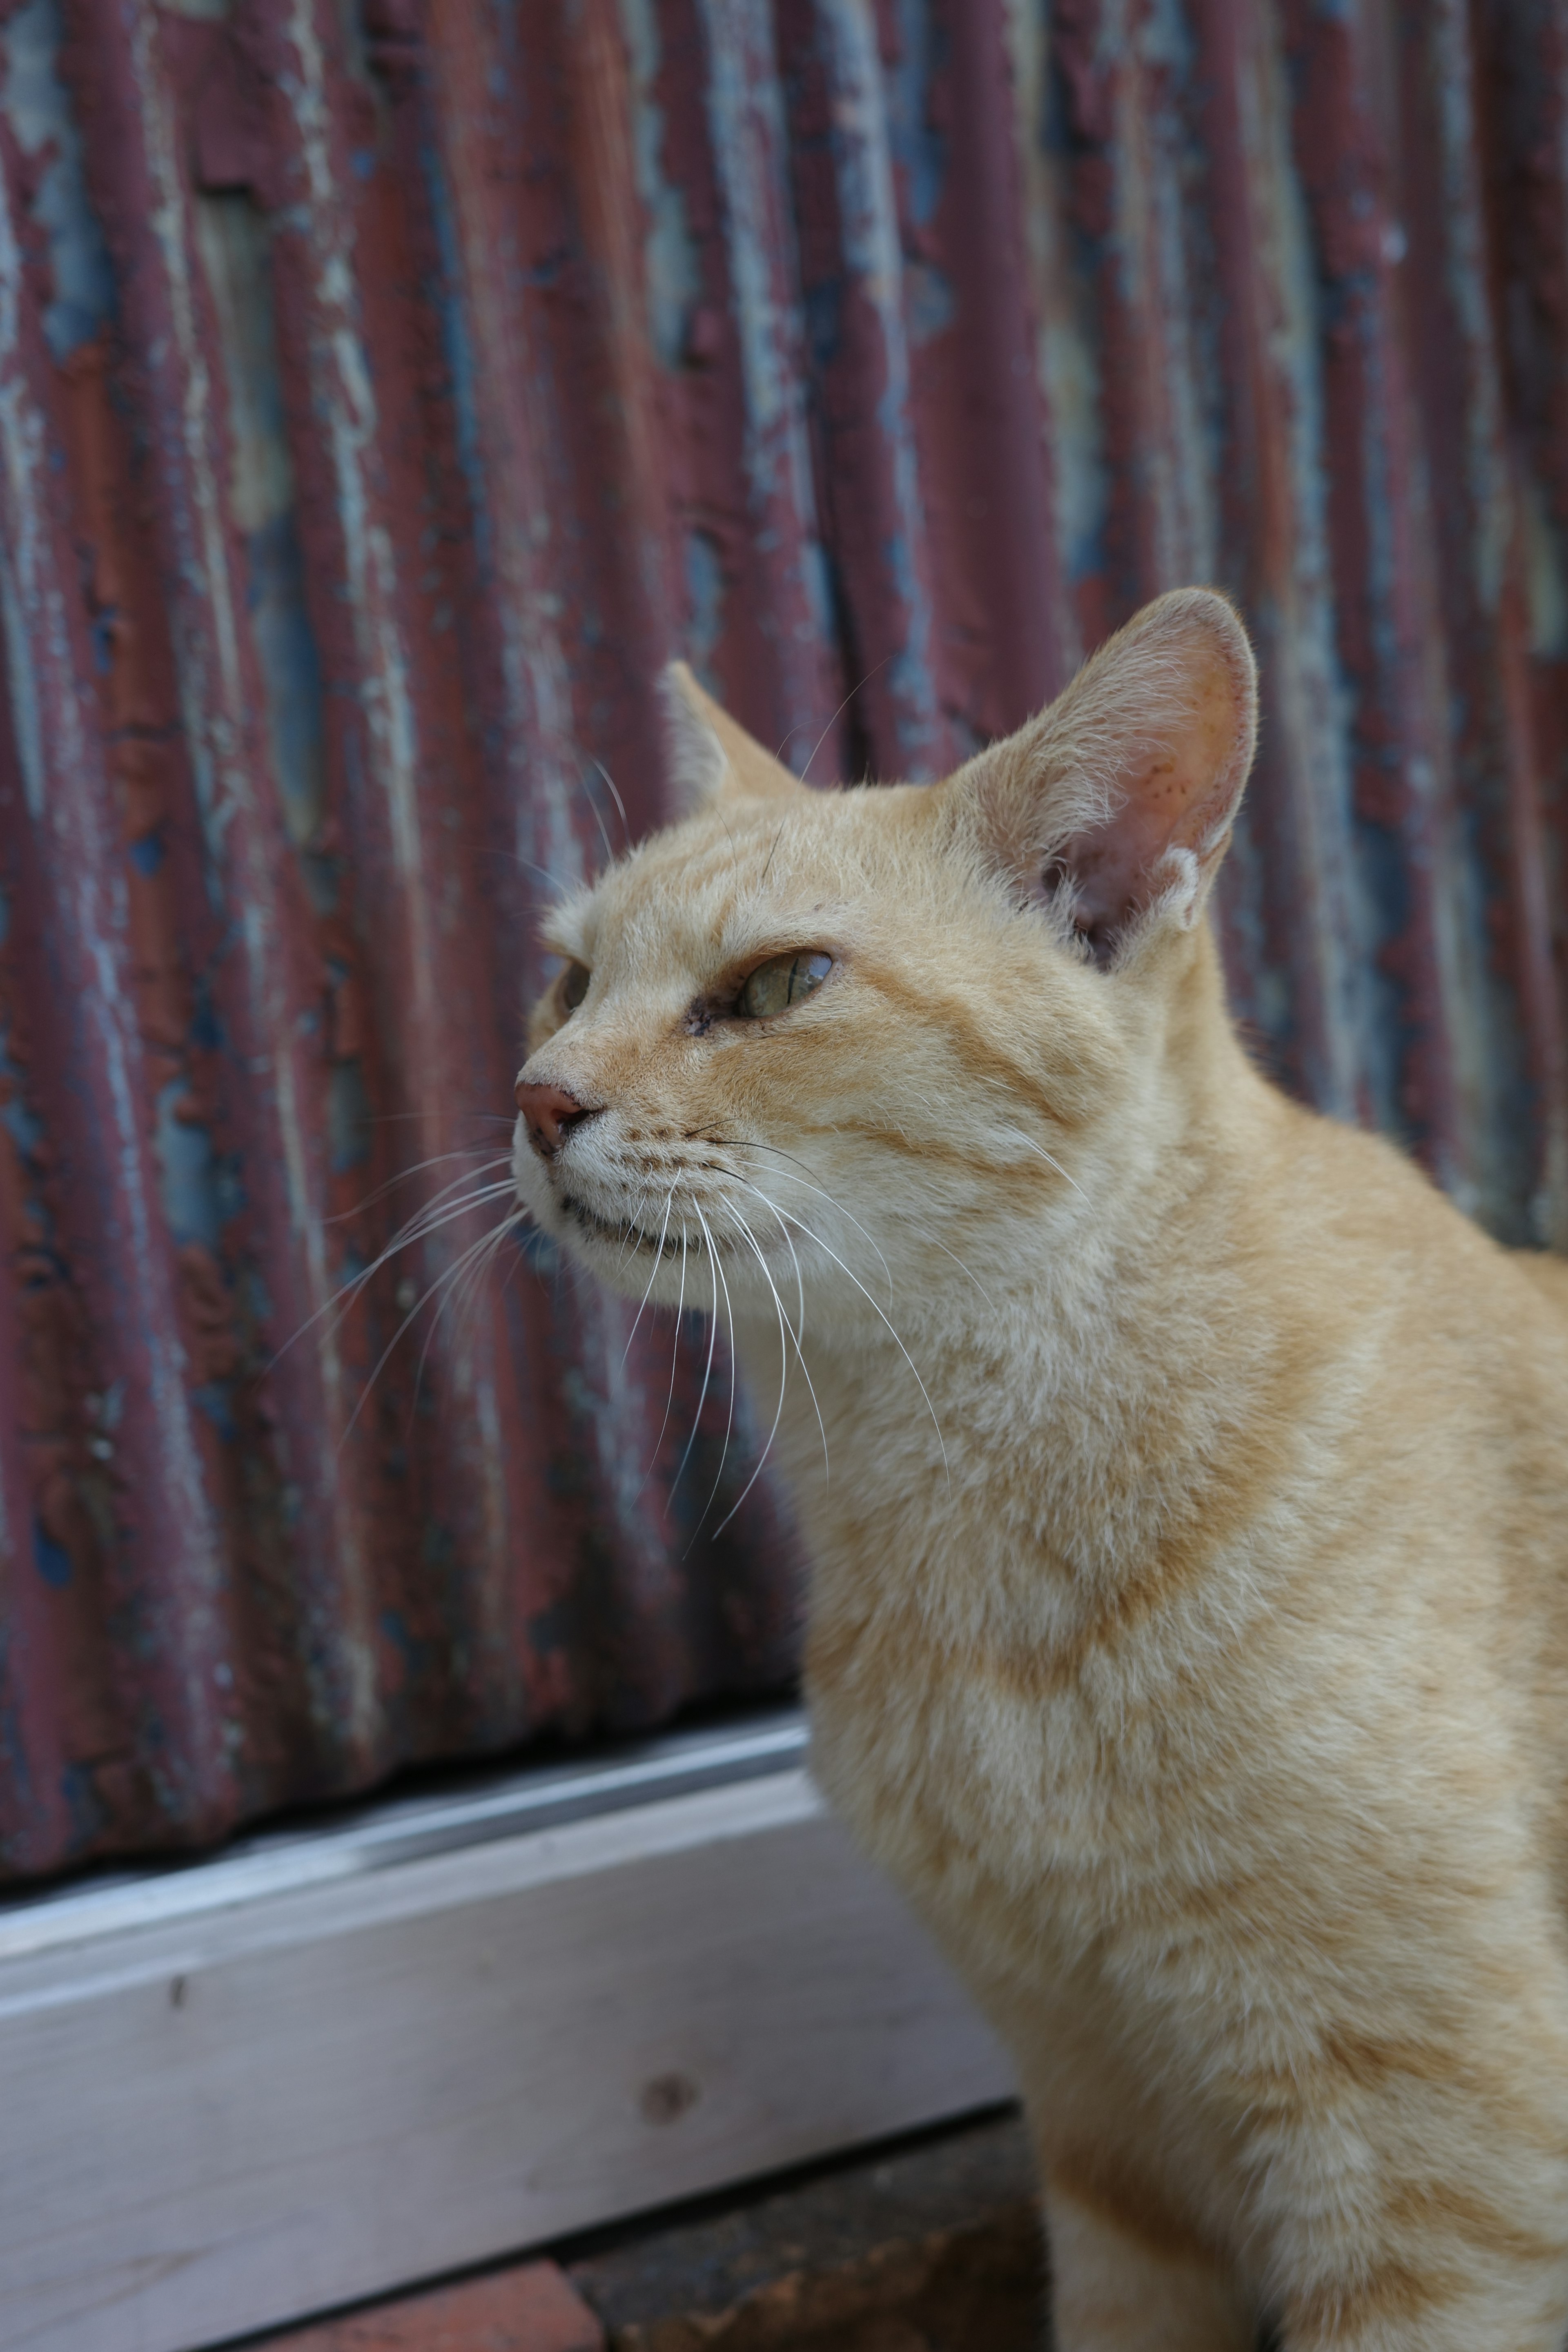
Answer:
[{"xmin": 514, "ymin": 1080, "xmax": 599, "ymax": 1160}]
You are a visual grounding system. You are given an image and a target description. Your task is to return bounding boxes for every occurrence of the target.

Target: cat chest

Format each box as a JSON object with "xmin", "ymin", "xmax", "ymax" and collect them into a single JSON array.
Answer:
[{"xmin": 803, "ymin": 1578, "xmax": 1205, "ymax": 1974}]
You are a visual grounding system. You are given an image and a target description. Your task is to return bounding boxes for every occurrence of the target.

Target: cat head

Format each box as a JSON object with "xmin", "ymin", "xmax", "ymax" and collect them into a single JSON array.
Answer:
[{"xmin": 512, "ymin": 588, "xmax": 1256, "ymax": 1335}]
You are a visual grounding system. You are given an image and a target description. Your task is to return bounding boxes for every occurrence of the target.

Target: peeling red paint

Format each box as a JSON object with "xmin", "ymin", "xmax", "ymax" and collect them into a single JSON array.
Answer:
[{"xmin": 0, "ymin": 0, "xmax": 1564, "ymax": 1881}]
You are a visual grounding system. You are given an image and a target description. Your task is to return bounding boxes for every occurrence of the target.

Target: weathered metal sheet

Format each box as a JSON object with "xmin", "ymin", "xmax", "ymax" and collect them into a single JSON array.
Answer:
[{"xmin": 0, "ymin": 0, "xmax": 1563, "ymax": 1881}]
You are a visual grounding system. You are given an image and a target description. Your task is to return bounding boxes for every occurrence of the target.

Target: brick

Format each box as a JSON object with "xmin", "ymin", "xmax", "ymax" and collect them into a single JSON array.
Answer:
[{"xmin": 257, "ymin": 2259, "xmax": 606, "ymax": 2352}]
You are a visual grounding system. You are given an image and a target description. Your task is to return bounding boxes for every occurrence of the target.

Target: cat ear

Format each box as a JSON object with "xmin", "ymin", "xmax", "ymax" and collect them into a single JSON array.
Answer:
[
  {"xmin": 950, "ymin": 588, "xmax": 1257, "ymax": 966},
  {"xmin": 660, "ymin": 661, "xmax": 803, "ymax": 812}
]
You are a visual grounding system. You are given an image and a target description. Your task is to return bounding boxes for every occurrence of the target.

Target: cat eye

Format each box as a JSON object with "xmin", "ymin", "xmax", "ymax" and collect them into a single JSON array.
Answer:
[
  {"xmin": 735, "ymin": 951, "xmax": 833, "ymax": 1020},
  {"xmin": 559, "ymin": 960, "xmax": 590, "ymax": 1012}
]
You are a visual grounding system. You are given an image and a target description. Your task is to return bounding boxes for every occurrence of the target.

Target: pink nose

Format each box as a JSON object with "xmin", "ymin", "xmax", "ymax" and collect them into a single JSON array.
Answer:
[{"xmin": 514, "ymin": 1080, "xmax": 597, "ymax": 1160}]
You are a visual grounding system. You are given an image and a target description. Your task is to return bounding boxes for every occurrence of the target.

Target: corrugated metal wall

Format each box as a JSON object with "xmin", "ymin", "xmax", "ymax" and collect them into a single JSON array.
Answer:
[{"xmin": 0, "ymin": 0, "xmax": 1564, "ymax": 1883}]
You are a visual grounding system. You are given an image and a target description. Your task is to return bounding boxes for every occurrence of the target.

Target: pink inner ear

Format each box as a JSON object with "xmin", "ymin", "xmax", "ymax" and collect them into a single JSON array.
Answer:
[{"xmin": 1054, "ymin": 655, "xmax": 1246, "ymax": 956}]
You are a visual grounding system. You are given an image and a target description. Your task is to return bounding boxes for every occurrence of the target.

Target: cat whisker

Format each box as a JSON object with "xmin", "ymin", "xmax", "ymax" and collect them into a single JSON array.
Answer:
[
  {"xmin": 767, "ymin": 1200, "xmax": 950, "ymax": 1488},
  {"xmin": 342, "ymin": 1203, "xmax": 521, "ymax": 1448},
  {"xmin": 787, "ymin": 651, "xmax": 892, "ymax": 786},
  {"xmin": 621, "ymin": 1191, "xmax": 676, "ymax": 1366},
  {"xmin": 578, "ymin": 762, "xmax": 617, "ymax": 873},
  {"xmin": 671, "ymin": 1209, "xmax": 722, "ymax": 1505},
  {"xmin": 711, "ymin": 1140, "xmax": 895, "ymax": 1305},
  {"xmin": 481, "ymin": 844, "xmax": 573, "ymax": 901},
  {"xmin": 637, "ymin": 1216, "xmax": 691, "ymax": 1496},
  {"xmin": 615, "ymin": 1185, "xmax": 655, "ymax": 1268},
  {"xmin": 687, "ymin": 1197, "xmax": 740, "ymax": 1550},
  {"xmin": 325, "ymin": 1146, "xmax": 512, "ymax": 1225},
  {"xmin": 907, "ymin": 1223, "xmax": 998, "ymax": 1312},
  {"xmin": 272, "ymin": 1173, "xmax": 520, "ymax": 1373},
  {"xmin": 1008, "ymin": 1131, "xmax": 1089, "ymax": 1202},
  {"xmin": 730, "ymin": 1174, "xmax": 806, "ymax": 1341},
  {"xmin": 714, "ymin": 1175, "xmax": 829, "ymax": 1470},
  {"xmin": 591, "ymin": 757, "xmax": 631, "ymax": 852},
  {"xmin": 709, "ymin": 1207, "xmax": 795, "ymax": 1537},
  {"xmin": 410, "ymin": 1211, "xmax": 522, "ymax": 1414},
  {"xmin": 354, "ymin": 1169, "xmax": 518, "ymax": 1270},
  {"xmin": 723, "ymin": 1193, "xmax": 830, "ymax": 1492}
]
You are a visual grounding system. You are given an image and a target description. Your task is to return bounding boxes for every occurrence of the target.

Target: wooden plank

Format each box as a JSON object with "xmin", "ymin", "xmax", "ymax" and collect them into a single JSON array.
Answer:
[{"xmin": 0, "ymin": 1747, "xmax": 1015, "ymax": 2352}]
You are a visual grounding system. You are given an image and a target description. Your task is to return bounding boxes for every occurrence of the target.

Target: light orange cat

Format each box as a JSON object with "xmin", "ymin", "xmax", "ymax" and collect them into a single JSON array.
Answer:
[{"xmin": 512, "ymin": 590, "xmax": 1568, "ymax": 2350}]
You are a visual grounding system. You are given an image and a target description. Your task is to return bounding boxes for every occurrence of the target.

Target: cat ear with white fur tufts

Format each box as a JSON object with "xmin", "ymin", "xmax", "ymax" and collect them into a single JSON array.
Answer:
[
  {"xmin": 949, "ymin": 588, "xmax": 1258, "ymax": 967},
  {"xmin": 660, "ymin": 662, "xmax": 804, "ymax": 813}
]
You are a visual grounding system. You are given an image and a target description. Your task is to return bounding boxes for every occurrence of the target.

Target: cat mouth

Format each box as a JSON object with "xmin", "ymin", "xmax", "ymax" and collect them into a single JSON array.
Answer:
[{"xmin": 559, "ymin": 1194, "xmax": 710, "ymax": 1259}]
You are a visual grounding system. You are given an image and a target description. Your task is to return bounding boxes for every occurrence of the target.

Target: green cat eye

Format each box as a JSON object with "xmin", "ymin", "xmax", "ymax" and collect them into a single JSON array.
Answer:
[
  {"xmin": 560, "ymin": 960, "xmax": 590, "ymax": 1011},
  {"xmin": 736, "ymin": 951, "xmax": 832, "ymax": 1020}
]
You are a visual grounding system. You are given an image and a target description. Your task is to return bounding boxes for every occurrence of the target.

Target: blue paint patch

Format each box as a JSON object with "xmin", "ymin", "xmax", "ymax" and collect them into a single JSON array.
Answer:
[
  {"xmin": 0, "ymin": 880, "xmax": 9, "ymax": 946},
  {"xmin": 683, "ymin": 530, "xmax": 725, "ymax": 690},
  {"xmin": 804, "ymin": 278, "xmax": 840, "ymax": 371},
  {"xmin": 328, "ymin": 1057, "xmax": 372, "ymax": 1174},
  {"xmin": 189, "ymin": 983, "xmax": 224, "ymax": 1053},
  {"xmin": 884, "ymin": 0, "xmax": 946, "ymax": 232},
  {"xmin": 1, "ymin": 0, "xmax": 116, "ymax": 359},
  {"xmin": 621, "ymin": 0, "xmax": 702, "ymax": 371},
  {"xmin": 350, "ymin": 147, "xmax": 376, "ymax": 180},
  {"xmin": 154, "ymin": 1079, "xmax": 224, "ymax": 1250},
  {"xmin": 903, "ymin": 259, "xmax": 954, "ymax": 347},
  {"xmin": 237, "ymin": 1265, "xmax": 274, "ymax": 1332},
  {"xmin": 2, "ymin": 1098, "xmax": 43, "ymax": 1158},
  {"xmin": 420, "ymin": 135, "xmax": 490, "ymax": 572},
  {"xmin": 191, "ymin": 1381, "xmax": 238, "ymax": 1442},
  {"xmin": 33, "ymin": 1520, "xmax": 70, "ymax": 1588},
  {"xmin": 129, "ymin": 831, "xmax": 165, "ymax": 876},
  {"xmin": 0, "ymin": 1021, "xmax": 43, "ymax": 1159},
  {"xmin": 247, "ymin": 515, "xmax": 328, "ymax": 852}
]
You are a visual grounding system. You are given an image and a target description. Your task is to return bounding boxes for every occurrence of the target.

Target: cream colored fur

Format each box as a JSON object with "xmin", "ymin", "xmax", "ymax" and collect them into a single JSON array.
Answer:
[{"xmin": 513, "ymin": 592, "xmax": 1568, "ymax": 2350}]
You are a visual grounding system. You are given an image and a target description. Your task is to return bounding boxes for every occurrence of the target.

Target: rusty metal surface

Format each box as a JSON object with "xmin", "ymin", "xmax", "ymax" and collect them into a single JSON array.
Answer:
[{"xmin": 0, "ymin": 0, "xmax": 1564, "ymax": 1882}]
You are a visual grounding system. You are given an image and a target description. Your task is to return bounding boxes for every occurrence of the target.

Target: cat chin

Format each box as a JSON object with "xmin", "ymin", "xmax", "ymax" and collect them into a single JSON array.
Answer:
[{"xmin": 558, "ymin": 1192, "xmax": 690, "ymax": 1265}]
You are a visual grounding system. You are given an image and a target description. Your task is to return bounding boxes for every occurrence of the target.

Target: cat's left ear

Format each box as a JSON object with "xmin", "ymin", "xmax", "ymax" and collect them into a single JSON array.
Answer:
[
  {"xmin": 660, "ymin": 662, "xmax": 804, "ymax": 813},
  {"xmin": 948, "ymin": 588, "xmax": 1257, "ymax": 967}
]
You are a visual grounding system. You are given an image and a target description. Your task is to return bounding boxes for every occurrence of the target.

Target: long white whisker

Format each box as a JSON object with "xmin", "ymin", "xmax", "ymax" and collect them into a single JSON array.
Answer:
[
  {"xmin": 412, "ymin": 1213, "xmax": 520, "ymax": 1404},
  {"xmin": 743, "ymin": 1176, "xmax": 804, "ymax": 1345},
  {"xmin": 368, "ymin": 1180, "xmax": 520, "ymax": 1270},
  {"xmin": 720, "ymin": 1200, "xmax": 829, "ymax": 1497},
  {"xmin": 723, "ymin": 1143, "xmax": 996, "ymax": 1311},
  {"xmin": 708, "ymin": 1208, "xmax": 791, "ymax": 1537},
  {"xmin": 271, "ymin": 1176, "xmax": 520, "ymax": 1371},
  {"xmin": 639, "ymin": 1214, "xmax": 690, "ymax": 1492},
  {"xmin": 326, "ymin": 1149, "xmax": 512, "ymax": 1225},
  {"xmin": 671, "ymin": 1214, "xmax": 720, "ymax": 1502},
  {"xmin": 615, "ymin": 1185, "xmax": 658, "ymax": 1270},
  {"xmin": 591, "ymin": 757, "xmax": 630, "ymax": 849},
  {"xmin": 730, "ymin": 1184, "xmax": 829, "ymax": 1479},
  {"xmin": 621, "ymin": 1190, "xmax": 675, "ymax": 1366},
  {"xmin": 580, "ymin": 766, "xmax": 616, "ymax": 871},
  {"xmin": 343, "ymin": 1207, "xmax": 518, "ymax": 1446},
  {"xmin": 1007, "ymin": 1131, "xmax": 1089, "ymax": 1200},
  {"xmin": 715, "ymin": 1140, "xmax": 894, "ymax": 1304},
  {"xmin": 689, "ymin": 1199, "xmax": 739, "ymax": 1542},
  {"xmin": 912, "ymin": 1224, "xmax": 998, "ymax": 1310},
  {"xmin": 769, "ymin": 1201, "xmax": 949, "ymax": 1486}
]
